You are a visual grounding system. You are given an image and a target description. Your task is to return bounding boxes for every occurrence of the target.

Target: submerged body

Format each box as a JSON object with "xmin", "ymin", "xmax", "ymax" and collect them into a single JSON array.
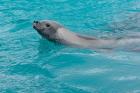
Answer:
[{"xmin": 33, "ymin": 20, "xmax": 140, "ymax": 52}]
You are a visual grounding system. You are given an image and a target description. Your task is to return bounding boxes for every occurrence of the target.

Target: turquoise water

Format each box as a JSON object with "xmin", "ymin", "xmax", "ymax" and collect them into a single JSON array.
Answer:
[{"xmin": 0, "ymin": 0, "xmax": 140, "ymax": 93}]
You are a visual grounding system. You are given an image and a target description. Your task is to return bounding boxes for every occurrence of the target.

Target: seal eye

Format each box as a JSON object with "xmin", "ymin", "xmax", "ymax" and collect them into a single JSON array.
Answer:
[{"xmin": 46, "ymin": 23, "xmax": 50, "ymax": 27}]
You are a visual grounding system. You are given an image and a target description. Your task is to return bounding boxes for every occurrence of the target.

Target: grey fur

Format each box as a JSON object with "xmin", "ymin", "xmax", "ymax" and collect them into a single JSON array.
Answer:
[
  {"xmin": 77, "ymin": 34, "xmax": 97, "ymax": 40},
  {"xmin": 33, "ymin": 20, "xmax": 140, "ymax": 52}
]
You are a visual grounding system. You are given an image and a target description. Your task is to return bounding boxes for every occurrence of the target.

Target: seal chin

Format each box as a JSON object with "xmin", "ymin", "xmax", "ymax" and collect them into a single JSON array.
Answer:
[
  {"xmin": 33, "ymin": 23, "xmax": 37, "ymax": 29},
  {"xmin": 33, "ymin": 25, "xmax": 40, "ymax": 32}
]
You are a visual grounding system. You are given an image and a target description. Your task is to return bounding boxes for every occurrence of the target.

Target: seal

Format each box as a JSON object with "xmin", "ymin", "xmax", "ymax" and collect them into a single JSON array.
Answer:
[{"xmin": 33, "ymin": 20, "xmax": 140, "ymax": 52}]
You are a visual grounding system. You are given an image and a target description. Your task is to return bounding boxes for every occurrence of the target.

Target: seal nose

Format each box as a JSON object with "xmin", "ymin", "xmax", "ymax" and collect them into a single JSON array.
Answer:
[{"xmin": 34, "ymin": 21, "xmax": 39, "ymax": 23}]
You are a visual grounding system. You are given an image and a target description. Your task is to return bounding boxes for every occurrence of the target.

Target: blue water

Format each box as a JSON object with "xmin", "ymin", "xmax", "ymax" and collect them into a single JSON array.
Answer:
[{"xmin": 0, "ymin": 0, "xmax": 140, "ymax": 93}]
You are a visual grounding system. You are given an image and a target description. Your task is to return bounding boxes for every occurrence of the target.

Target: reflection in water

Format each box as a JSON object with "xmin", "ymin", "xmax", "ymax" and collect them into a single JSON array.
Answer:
[{"xmin": 36, "ymin": 39, "xmax": 65, "ymax": 63}]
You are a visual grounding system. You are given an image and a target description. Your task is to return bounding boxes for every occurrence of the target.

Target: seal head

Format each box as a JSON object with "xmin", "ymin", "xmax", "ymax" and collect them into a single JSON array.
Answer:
[{"xmin": 33, "ymin": 20, "xmax": 62, "ymax": 42}]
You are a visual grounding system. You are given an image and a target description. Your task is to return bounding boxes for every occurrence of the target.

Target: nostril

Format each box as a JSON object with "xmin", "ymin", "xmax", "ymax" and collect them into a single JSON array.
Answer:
[
  {"xmin": 36, "ymin": 21, "xmax": 39, "ymax": 23},
  {"xmin": 34, "ymin": 21, "xmax": 39, "ymax": 23}
]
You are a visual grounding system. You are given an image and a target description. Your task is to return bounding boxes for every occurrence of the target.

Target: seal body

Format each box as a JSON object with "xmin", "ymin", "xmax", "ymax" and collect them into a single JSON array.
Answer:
[{"xmin": 33, "ymin": 20, "xmax": 140, "ymax": 52}]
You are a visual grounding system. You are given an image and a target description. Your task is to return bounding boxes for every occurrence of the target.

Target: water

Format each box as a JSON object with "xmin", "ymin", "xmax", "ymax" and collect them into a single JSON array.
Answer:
[{"xmin": 0, "ymin": 0, "xmax": 140, "ymax": 93}]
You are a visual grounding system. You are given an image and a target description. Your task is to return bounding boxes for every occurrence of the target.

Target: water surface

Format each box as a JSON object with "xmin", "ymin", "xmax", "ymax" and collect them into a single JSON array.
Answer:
[{"xmin": 0, "ymin": 0, "xmax": 140, "ymax": 93}]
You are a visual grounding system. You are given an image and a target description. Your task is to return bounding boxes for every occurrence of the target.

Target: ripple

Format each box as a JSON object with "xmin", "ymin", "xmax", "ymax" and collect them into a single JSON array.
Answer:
[
  {"xmin": 113, "ymin": 76, "xmax": 140, "ymax": 81},
  {"xmin": 128, "ymin": 90, "xmax": 140, "ymax": 93},
  {"xmin": 56, "ymin": 68, "xmax": 111, "ymax": 82}
]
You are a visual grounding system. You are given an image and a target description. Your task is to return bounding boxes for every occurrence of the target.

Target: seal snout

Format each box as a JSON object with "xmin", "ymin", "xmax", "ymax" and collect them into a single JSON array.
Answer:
[{"xmin": 33, "ymin": 20, "xmax": 40, "ymax": 29}]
